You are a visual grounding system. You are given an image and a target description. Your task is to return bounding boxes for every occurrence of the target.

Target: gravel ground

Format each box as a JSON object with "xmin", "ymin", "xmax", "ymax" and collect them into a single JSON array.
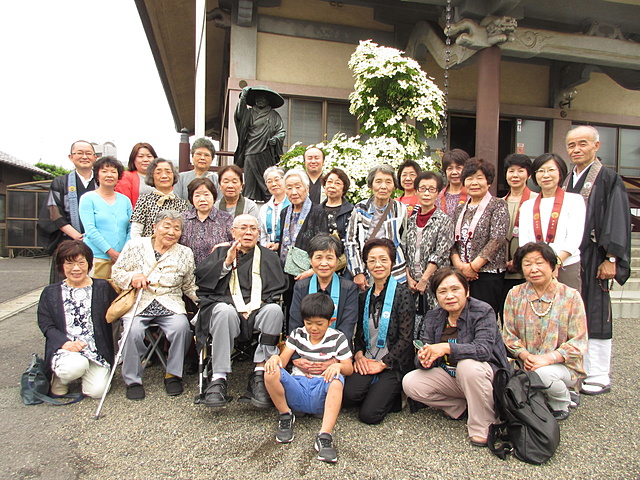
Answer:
[{"xmin": 1, "ymin": 257, "xmax": 639, "ymax": 479}]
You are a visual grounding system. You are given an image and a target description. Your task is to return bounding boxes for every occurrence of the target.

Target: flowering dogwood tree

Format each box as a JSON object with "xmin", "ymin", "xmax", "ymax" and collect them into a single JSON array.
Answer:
[{"xmin": 279, "ymin": 40, "xmax": 445, "ymax": 203}]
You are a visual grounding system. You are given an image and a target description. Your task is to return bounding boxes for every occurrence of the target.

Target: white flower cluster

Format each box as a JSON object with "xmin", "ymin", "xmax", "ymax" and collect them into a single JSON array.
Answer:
[
  {"xmin": 280, "ymin": 134, "xmax": 440, "ymax": 203},
  {"xmin": 348, "ymin": 40, "xmax": 445, "ymax": 145}
]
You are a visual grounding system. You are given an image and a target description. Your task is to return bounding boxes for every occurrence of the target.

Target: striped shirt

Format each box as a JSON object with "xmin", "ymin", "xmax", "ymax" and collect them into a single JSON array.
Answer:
[{"xmin": 286, "ymin": 327, "xmax": 352, "ymax": 377}]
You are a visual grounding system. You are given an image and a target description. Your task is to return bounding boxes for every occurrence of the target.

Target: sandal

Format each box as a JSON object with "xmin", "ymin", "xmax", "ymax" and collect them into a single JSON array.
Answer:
[
  {"xmin": 580, "ymin": 381, "xmax": 611, "ymax": 396},
  {"xmin": 469, "ymin": 436, "xmax": 487, "ymax": 447}
]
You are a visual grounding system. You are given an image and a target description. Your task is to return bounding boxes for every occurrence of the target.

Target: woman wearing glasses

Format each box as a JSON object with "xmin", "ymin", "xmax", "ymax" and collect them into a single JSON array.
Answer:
[
  {"xmin": 403, "ymin": 172, "xmax": 454, "ymax": 313},
  {"xmin": 343, "ymin": 238, "xmax": 414, "ymax": 424},
  {"xmin": 518, "ymin": 153, "xmax": 586, "ymax": 290},
  {"xmin": 174, "ymin": 138, "xmax": 219, "ymax": 203}
]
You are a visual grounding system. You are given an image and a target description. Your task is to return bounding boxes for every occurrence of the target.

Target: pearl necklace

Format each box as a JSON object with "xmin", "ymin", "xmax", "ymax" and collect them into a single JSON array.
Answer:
[{"xmin": 528, "ymin": 298, "xmax": 554, "ymax": 317}]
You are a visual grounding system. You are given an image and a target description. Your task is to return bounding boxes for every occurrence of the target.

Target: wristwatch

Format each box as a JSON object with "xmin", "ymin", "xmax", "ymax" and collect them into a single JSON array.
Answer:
[{"xmin": 607, "ymin": 256, "xmax": 616, "ymax": 263}]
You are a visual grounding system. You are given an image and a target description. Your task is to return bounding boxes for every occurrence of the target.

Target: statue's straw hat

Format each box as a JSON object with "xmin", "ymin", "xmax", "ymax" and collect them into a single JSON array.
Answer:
[{"xmin": 246, "ymin": 86, "xmax": 285, "ymax": 109}]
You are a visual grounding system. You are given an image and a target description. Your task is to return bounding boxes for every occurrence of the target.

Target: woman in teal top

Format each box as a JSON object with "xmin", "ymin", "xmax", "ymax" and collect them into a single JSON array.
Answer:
[{"xmin": 79, "ymin": 156, "xmax": 132, "ymax": 279}]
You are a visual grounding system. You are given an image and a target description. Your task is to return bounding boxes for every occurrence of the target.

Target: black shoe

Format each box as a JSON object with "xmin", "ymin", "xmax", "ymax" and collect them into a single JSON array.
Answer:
[
  {"xmin": 126, "ymin": 383, "xmax": 145, "ymax": 400},
  {"xmin": 239, "ymin": 370, "xmax": 273, "ymax": 408},
  {"xmin": 204, "ymin": 378, "xmax": 232, "ymax": 408},
  {"xmin": 276, "ymin": 411, "xmax": 295, "ymax": 443},
  {"xmin": 315, "ymin": 433, "xmax": 337, "ymax": 463},
  {"xmin": 164, "ymin": 377, "xmax": 184, "ymax": 396},
  {"xmin": 552, "ymin": 409, "xmax": 570, "ymax": 421}
]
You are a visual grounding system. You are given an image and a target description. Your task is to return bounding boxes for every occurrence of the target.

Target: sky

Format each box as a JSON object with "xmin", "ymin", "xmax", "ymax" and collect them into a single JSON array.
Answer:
[{"xmin": 0, "ymin": 1, "xmax": 180, "ymax": 168}]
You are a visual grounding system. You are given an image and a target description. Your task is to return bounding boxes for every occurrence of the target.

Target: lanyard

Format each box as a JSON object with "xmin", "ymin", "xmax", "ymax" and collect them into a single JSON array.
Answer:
[
  {"xmin": 309, "ymin": 273, "xmax": 339, "ymax": 328},
  {"xmin": 438, "ymin": 186, "xmax": 467, "ymax": 214},
  {"xmin": 364, "ymin": 276, "xmax": 397, "ymax": 349},
  {"xmin": 265, "ymin": 197, "xmax": 290, "ymax": 241},
  {"xmin": 533, "ymin": 187, "xmax": 565, "ymax": 243},
  {"xmin": 455, "ymin": 192, "xmax": 492, "ymax": 241},
  {"xmin": 504, "ymin": 187, "xmax": 531, "ymax": 237}
]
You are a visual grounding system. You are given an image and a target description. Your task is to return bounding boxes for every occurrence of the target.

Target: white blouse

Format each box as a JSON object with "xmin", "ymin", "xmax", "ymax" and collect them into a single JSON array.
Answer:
[{"xmin": 518, "ymin": 192, "xmax": 586, "ymax": 267}]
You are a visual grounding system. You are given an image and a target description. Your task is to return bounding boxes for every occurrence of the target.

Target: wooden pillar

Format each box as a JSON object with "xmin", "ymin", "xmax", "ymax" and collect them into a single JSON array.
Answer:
[
  {"xmin": 475, "ymin": 46, "xmax": 501, "ymax": 195},
  {"xmin": 179, "ymin": 128, "xmax": 191, "ymax": 173}
]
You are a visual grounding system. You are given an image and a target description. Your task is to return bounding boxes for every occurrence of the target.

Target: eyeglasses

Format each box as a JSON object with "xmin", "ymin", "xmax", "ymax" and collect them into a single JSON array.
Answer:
[
  {"xmin": 417, "ymin": 186, "xmax": 438, "ymax": 193},
  {"xmin": 234, "ymin": 226, "xmax": 259, "ymax": 233},
  {"xmin": 400, "ymin": 173, "xmax": 417, "ymax": 179},
  {"xmin": 536, "ymin": 167, "xmax": 559, "ymax": 175},
  {"xmin": 366, "ymin": 257, "xmax": 391, "ymax": 266},
  {"xmin": 72, "ymin": 151, "xmax": 95, "ymax": 157},
  {"xmin": 193, "ymin": 152, "xmax": 212, "ymax": 159},
  {"xmin": 325, "ymin": 179, "xmax": 344, "ymax": 187},
  {"xmin": 266, "ymin": 176, "xmax": 283, "ymax": 185},
  {"xmin": 221, "ymin": 178, "xmax": 241, "ymax": 185},
  {"xmin": 64, "ymin": 260, "xmax": 88, "ymax": 268}
]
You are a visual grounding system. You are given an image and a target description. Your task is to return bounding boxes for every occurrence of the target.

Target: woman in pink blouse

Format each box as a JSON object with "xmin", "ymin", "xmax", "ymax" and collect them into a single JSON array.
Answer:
[{"xmin": 502, "ymin": 242, "xmax": 588, "ymax": 421}]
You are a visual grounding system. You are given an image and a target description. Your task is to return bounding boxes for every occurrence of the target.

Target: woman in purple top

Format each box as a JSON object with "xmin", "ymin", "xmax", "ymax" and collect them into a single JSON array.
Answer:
[{"xmin": 179, "ymin": 177, "xmax": 233, "ymax": 266}]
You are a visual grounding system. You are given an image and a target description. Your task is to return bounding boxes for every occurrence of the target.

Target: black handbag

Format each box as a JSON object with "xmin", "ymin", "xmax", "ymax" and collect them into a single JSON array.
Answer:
[
  {"xmin": 488, "ymin": 367, "xmax": 560, "ymax": 465},
  {"xmin": 20, "ymin": 354, "xmax": 83, "ymax": 406}
]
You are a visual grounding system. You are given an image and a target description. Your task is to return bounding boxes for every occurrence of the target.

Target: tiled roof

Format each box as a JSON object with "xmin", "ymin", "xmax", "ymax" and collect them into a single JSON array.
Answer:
[{"xmin": 0, "ymin": 150, "xmax": 53, "ymax": 177}]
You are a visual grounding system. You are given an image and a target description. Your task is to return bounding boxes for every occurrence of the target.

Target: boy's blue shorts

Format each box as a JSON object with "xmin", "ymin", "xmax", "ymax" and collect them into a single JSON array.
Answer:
[{"xmin": 279, "ymin": 368, "xmax": 344, "ymax": 415}]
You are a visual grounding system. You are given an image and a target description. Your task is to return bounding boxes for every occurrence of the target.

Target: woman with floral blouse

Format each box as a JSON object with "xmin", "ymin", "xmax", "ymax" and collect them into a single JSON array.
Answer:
[
  {"xmin": 502, "ymin": 242, "xmax": 588, "ymax": 421},
  {"xmin": 403, "ymin": 171, "xmax": 454, "ymax": 313},
  {"xmin": 179, "ymin": 177, "xmax": 233, "ymax": 266},
  {"xmin": 451, "ymin": 158, "xmax": 509, "ymax": 315}
]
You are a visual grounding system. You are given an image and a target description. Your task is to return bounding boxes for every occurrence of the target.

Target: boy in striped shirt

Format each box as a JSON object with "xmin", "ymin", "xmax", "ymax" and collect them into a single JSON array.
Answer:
[{"xmin": 264, "ymin": 293, "xmax": 353, "ymax": 463}]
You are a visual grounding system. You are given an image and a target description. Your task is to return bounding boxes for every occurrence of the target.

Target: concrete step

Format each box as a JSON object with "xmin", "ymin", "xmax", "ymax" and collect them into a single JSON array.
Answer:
[
  {"xmin": 611, "ymin": 278, "xmax": 640, "ymax": 292},
  {"xmin": 610, "ymin": 286, "xmax": 640, "ymax": 319}
]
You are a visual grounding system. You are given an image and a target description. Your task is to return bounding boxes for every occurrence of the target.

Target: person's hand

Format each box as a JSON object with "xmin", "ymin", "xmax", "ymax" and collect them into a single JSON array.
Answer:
[
  {"xmin": 265, "ymin": 242, "xmax": 278, "ymax": 251},
  {"xmin": 353, "ymin": 351, "xmax": 375, "ymax": 374},
  {"xmin": 522, "ymin": 352, "xmax": 554, "ymax": 372},
  {"xmin": 407, "ymin": 274, "xmax": 418, "ymax": 293},
  {"xmin": 211, "ymin": 241, "xmax": 232, "ymax": 254},
  {"xmin": 597, "ymin": 259, "xmax": 616, "ymax": 280},
  {"xmin": 107, "ymin": 249, "xmax": 119, "ymax": 263},
  {"xmin": 131, "ymin": 274, "xmax": 150, "ymax": 289},
  {"xmin": 292, "ymin": 358, "xmax": 315, "ymax": 376},
  {"xmin": 459, "ymin": 263, "xmax": 478, "ymax": 281},
  {"xmin": 307, "ymin": 358, "xmax": 338, "ymax": 376},
  {"xmin": 268, "ymin": 137, "xmax": 277, "ymax": 146},
  {"xmin": 265, "ymin": 355, "xmax": 282, "ymax": 374},
  {"xmin": 506, "ymin": 260, "xmax": 516, "ymax": 273},
  {"xmin": 294, "ymin": 269, "xmax": 314, "ymax": 281},
  {"xmin": 354, "ymin": 273, "xmax": 369, "ymax": 291},
  {"xmin": 417, "ymin": 343, "xmax": 449, "ymax": 369},
  {"xmin": 366, "ymin": 360, "xmax": 386, "ymax": 375},
  {"xmin": 416, "ymin": 277, "xmax": 429, "ymax": 294},
  {"xmin": 61, "ymin": 340, "xmax": 87, "ymax": 352},
  {"xmin": 224, "ymin": 241, "xmax": 241, "ymax": 268},
  {"xmin": 322, "ymin": 363, "xmax": 342, "ymax": 383}
]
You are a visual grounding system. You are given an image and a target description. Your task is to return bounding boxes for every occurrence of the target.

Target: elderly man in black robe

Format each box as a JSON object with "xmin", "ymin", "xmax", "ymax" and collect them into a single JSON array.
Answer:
[
  {"xmin": 234, "ymin": 86, "xmax": 286, "ymax": 202},
  {"xmin": 195, "ymin": 214, "xmax": 287, "ymax": 408},
  {"xmin": 563, "ymin": 125, "xmax": 631, "ymax": 396}
]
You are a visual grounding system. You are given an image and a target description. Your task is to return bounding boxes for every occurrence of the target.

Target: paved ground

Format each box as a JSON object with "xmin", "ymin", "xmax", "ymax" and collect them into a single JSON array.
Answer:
[{"xmin": 1, "ymin": 257, "xmax": 639, "ymax": 479}]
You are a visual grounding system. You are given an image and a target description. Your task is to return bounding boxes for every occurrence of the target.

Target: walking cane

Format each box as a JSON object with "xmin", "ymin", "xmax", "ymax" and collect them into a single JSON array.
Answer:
[{"xmin": 94, "ymin": 288, "xmax": 144, "ymax": 420}]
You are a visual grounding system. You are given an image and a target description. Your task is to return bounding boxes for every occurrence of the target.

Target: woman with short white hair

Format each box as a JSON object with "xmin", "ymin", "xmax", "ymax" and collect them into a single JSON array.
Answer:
[{"xmin": 259, "ymin": 166, "xmax": 289, "ymax": 250}]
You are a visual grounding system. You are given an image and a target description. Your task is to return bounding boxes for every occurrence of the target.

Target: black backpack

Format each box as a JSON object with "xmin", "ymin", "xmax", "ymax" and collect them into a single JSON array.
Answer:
[{"xmin": 488, "ymin": 367, "xmax": 560, "ymax": 465}]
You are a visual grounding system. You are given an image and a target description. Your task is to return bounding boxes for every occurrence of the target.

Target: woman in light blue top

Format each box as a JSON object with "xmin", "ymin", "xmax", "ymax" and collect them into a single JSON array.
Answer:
[{"xmin": 79, "ymin": 156, "xmax": 132, "ymax": 279}]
